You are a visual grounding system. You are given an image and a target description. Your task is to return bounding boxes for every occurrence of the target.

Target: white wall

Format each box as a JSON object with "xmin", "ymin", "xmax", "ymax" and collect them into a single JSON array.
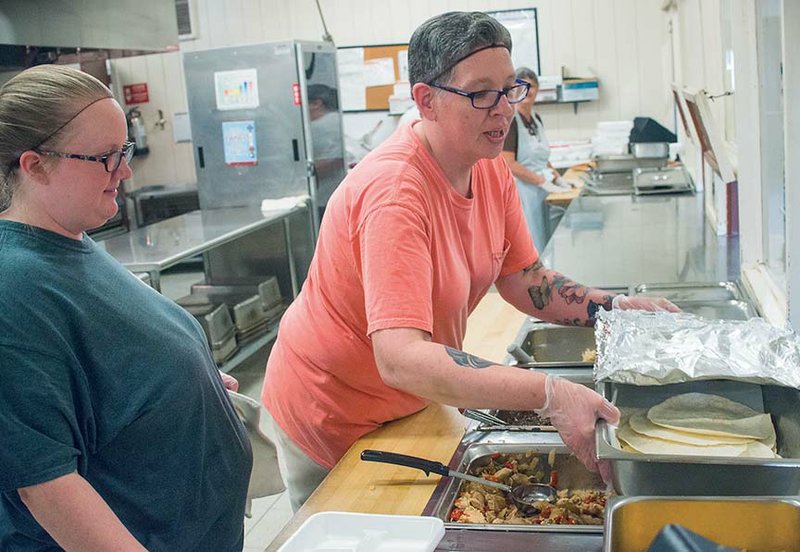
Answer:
[{"xmin": 111, "ymin": 0, "xmax": 673, "ymax": 189}]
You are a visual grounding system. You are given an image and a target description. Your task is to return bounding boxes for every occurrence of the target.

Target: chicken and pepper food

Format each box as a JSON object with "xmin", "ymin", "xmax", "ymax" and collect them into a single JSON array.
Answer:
[
  {"xmin": 495, "ymin": 411, "xmax": 552, "ymax": 426},
  {"xmin": 449, "ymin": 452, "xmax": 606, "ymax": 526}
]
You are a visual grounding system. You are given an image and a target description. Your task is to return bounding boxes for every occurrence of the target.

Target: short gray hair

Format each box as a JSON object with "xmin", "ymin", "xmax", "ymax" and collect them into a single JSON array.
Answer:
[
  {"xmin": 409, "ymin": 12, "xmax": 512, "ymax": 87},
  {"xmin": 515, "ymin": 67, "xmax": 539, "ymax": 87},
  {"xmin": 0, "ymin": 65, "xmax": 112, "ymax": 211}
]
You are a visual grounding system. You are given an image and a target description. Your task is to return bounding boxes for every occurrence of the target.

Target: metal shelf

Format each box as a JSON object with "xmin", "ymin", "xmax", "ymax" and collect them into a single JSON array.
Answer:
[{"xmin": 219, "ymin": 323, "xmax": 280, "ymax": 374}]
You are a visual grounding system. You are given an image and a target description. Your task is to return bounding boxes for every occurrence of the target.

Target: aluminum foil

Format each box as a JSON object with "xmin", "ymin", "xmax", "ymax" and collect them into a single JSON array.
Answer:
[{"xmin": 594, "ymin": 309, "xmax": 800, "ymax": 389}]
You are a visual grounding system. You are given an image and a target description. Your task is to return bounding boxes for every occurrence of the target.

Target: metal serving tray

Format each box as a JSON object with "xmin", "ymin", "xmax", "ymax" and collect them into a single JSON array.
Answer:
[
  {"xmin": 582, "ymin": 171, "xmax": 634, "ymax": 196},
  {"xmin": 674, "ymin": 299, "xmax": 758, "ymax": 320},
  {"xmin": 595, "ymin": 154, "xmax": 665, "ymax": 174},
  {"xmin": 596, "ymin": 379, "xmax": 800, "ymax": 496},
  {"xmin": 518, "ymin": 325, "xmax": 596, "ymax": 367},
  {"xmin": 423, "ymin": 436, "xmax": 606, "ymax": 533},
  {"xmin": 633, "ymin": 166, "xmax": 694, "ymax": 195},
  {"xmin": 631, "ymin": 282, "xmax": 741, "ymax": 302},
  {"xmin": 604, "ymin": 496, "xmax": 800, "ymax": 552}
]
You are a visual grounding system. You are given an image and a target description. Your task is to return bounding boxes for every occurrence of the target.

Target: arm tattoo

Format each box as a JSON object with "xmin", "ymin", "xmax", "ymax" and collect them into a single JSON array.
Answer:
[
  {"xmin": 586, "ymin": 294, "xmax": 615, "ymax": 324},
  {"xmin": 445, "ymin": 346, "xmax": 495, "ymax": 369},
  {"xmin": 528, "ymin": 273, "xmax": 590, "ymax": 310},
  {"xmin": 522, "ymin": 259, "xmax": 544, "ymax": 275}
]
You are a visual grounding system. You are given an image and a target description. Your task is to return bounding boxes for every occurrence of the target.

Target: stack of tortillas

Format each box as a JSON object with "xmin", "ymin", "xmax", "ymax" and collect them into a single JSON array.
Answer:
[{"xmin": 617, "ymin": 393, "xmax": 780, "ymax": 458}]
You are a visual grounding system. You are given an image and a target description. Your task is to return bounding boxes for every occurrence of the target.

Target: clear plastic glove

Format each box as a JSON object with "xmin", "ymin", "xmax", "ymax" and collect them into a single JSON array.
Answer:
[
  {"xmin": 612, "ymin": 294, "xmax": 680, "ymax": 313},
  {"xmin": 542, "ymin": 181, "xmax": 567, "ymax": 194},
  {"xmin": 535, "ymin": 375, "xmax": 620, "ymax": 483}
]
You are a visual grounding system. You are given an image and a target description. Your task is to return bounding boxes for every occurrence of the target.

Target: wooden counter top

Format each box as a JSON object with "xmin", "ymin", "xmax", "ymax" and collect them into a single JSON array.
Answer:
[{"xmin": 264, "ymin": 291, "xmax": 527, "ymax": 551}]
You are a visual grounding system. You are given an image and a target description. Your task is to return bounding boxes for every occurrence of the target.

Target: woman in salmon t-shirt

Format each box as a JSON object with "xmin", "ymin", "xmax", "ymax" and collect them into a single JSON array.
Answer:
[{"xmin": 261, "ymin": 11, "xmax": 677, "ymax": 510}]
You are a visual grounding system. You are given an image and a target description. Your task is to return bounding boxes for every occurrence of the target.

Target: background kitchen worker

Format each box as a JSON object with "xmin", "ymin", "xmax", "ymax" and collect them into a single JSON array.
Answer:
[{"xmin": 502, "ymin": 66, "xmax": 571, "ymax": 251}]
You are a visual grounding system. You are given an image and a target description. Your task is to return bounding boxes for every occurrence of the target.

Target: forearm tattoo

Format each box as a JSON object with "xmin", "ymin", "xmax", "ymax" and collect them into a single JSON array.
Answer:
[
  {"xmin": 525, "ymin": 264, "xmax": 615, "ymax": 326},
  {"xmin": 445, "ymin": 346, "xmax": 495, "ymax": 369}
]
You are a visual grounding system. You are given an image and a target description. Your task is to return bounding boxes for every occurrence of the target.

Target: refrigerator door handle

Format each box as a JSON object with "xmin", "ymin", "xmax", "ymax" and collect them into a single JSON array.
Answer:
[{"xmin": 291, "ymin": 139, "xmax": 300, "ymax": 162}]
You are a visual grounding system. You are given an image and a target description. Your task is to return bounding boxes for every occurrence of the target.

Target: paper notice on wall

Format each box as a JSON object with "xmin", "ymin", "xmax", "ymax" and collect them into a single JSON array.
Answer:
[
  {"xmin": 364, "ymin": 57, "xmax": 395, "ymax": 87},
  {"xmin": 337, "ymin": 48, "xmax": 367, "ymax": 111},
  {"xmin": 214, "ymin": 68, "xmax": 259, "ymax": 111},
  {"xmin": 397, "ymin": 50, "xmax": 409, "ymax": 82},
  {"xmin": 222, "ymin": 121, "xmax": 257, "ymax": 166}
]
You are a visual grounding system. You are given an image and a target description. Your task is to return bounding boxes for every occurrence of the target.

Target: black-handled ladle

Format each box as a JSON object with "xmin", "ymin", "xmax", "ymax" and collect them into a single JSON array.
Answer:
[{"xmin": 360, "ymin": 449, "xmax": 555, "ymax": 506}]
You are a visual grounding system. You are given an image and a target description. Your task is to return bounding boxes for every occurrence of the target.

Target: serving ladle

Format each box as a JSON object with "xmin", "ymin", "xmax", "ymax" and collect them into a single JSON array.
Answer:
[{"xmin": 360, "ymin": 449, "xmax": 556, "ymax": 506}]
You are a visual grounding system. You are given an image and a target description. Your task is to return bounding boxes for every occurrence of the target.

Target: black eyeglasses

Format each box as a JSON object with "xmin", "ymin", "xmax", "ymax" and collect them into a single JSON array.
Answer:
[
  {"xmin": 429, "ymin": 79, "xmax": 530, "ymax": 109},
  {"xmin": 35, "ymin": 141, "xmax": 135, "ymax": 173}
]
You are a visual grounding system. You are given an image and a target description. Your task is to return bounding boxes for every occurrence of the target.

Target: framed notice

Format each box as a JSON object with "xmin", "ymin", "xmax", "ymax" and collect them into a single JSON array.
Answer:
[
  {"xmin": 214, "ymin": 68, "xmax": 259, "ymax": 111},
  {"xmin": 222, "ymin": 120, "xmax": 257, "ymax": 166}
]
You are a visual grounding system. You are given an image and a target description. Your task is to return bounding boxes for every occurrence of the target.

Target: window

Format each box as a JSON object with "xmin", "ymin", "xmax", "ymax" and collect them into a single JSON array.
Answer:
[{"xmin": 757, "ymin": 0, "xmax": 786, "ymax": 290}]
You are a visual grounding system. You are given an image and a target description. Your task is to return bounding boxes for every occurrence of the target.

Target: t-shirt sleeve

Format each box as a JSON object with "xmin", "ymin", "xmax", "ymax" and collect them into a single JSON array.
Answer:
[
  {"xmin": 355, "ymin": 203, "xmax": 434, "ymax": 336},
  {"xmin": 497, "ymin": 159, "xmax": 539, "ymax": 276},
  {"xmin": 0, "ymin": 346, "xmax": 81, "ymax": 491},
  {"xmin": 503, "ymin": 118, "xmax": 519, "ymax": 154}
]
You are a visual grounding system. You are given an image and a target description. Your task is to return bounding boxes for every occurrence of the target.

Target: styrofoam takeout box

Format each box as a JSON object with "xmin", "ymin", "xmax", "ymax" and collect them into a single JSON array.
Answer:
[{"xmin": 277, "ymin": 512, "xmax": 445, "ymax": 552}]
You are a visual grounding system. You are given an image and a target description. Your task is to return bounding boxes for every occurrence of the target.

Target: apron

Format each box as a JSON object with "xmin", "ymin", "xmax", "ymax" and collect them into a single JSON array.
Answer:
[{"xmin": 512, "ymin": 110, "xmax": 551, "ymax": 252}]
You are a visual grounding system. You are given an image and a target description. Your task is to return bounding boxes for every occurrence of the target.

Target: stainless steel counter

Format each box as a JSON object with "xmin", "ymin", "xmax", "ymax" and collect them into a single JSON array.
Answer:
[
  {"xmin": 100, "ymin": 204, "xmax": 305, "ymax": 291},
  {"xmin": 540, "ymin": 194, "xmax": 739, "ymax": 288}
]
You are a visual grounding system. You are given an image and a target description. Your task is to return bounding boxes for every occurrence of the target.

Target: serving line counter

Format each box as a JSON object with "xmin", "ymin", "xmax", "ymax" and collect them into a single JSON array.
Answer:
[{"xmin": 263, "ymin": 192, "xmax": 741, "ymax": 551}]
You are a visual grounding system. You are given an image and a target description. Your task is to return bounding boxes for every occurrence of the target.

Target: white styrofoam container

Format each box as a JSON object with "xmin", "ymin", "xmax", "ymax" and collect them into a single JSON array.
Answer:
[{"xmin": 278, "ymin": 512, "xmax": 445, "ymax": 552}]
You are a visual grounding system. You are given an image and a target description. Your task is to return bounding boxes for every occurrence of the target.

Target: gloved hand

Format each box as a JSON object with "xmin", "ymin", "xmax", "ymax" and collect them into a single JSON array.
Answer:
[
  {"xmin": 535, "ymin": 375, "xmax": 620, "ymax": 483},
  {"xmin": 612, "ymin": 294, "xmax": 680, "ymax": 313},
  {"xmin": 219, "ymin": 370, "xmax": 239, "ymax": 392},
  {"xmin": 541, "ymin": 181, "xmax": 566, "ymax": 194}
]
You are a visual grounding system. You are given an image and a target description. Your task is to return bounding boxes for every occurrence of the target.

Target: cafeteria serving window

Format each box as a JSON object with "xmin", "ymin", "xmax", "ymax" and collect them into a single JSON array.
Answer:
[{"xmin": 736, "ymin": 0, "xmax": 799, "ymax": 328}]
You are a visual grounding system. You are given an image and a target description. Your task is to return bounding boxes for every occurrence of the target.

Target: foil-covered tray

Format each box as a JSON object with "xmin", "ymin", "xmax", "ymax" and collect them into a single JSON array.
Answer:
[
  {"xmin": 595, "ymin": 379, "xmax": 800, "ymax": 496},
  {"xmin": 594, "ymin": 309, "xmax": 800, "ymax": 388}
]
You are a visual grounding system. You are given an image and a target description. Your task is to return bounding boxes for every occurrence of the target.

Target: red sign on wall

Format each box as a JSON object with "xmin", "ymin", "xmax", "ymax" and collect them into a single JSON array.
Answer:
[{"xmin": 123, "ymin": 83, "xmax": 149, "ymax": 105}]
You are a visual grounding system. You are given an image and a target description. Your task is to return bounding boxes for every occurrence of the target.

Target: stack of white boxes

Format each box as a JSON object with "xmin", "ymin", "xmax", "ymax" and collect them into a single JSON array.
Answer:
[{"xmin": 591, "ymin": 121, "xmax": 633, "ymax": 156}]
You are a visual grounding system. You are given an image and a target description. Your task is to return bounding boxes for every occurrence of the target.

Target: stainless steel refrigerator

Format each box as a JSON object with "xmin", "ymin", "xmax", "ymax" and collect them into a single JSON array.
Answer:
[{"xmin": 183, "ymin": 40, "xmax": 347, "ymax": 237}]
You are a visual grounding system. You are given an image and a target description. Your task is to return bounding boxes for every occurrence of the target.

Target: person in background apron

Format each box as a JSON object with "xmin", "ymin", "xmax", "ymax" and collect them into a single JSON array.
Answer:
[{"xmin": 502, "ymin": 67, "xmax": 571, "ymax": 252}]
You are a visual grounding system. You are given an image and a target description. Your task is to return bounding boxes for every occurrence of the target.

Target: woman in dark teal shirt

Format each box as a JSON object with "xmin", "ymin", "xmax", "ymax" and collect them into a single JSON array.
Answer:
[{"xmin": 0, "ymin": 65, "xmax": 252, "ymax": 551}]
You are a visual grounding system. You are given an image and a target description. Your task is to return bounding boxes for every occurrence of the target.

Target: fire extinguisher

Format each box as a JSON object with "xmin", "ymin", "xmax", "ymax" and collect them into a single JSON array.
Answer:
[{"xmin": 127, "ymin": 108, "xmax": 149, "ymax": 155}]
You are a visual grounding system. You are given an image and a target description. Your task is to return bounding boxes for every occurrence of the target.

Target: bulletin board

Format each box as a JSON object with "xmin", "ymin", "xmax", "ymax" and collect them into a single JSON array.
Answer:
[{"xmin": 337, "ymin": 44, "xmax": 408, "ymax": 112}]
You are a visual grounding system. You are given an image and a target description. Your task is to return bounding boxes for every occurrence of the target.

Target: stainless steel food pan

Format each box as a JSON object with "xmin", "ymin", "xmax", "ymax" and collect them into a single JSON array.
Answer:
[
  {"xmin": 674, "ymin": 299, "xmax": 758, "ymax": 320},
  {"xmin": 518, "ymin": 324, "xmax": 596, "ymax": 367},
  {"xmin": 631, "ymin": 142, "xmax": 669, "ymax": 159},
  {"xmin": 582, "ymin": 171, "xmax": 635, "ymax": 196},
  {"xmin": 190, "ymin": 283, "xmax": 261, "ymax": 307},
  {"xmin": 232, "ymin": 294, "xmax": 268, "ymax": 333},
  {"xmin": 423, "ymin": 437, "xmax": 606, "ymax": 533},
  {"xmin": 595, "ymin": 154, "xmax": 665, "ymax": 174},
  {"xmin": 604, "ymin": 496, "xmax": 800, "ymax": 552},
  {"xmin": 596, "ymin": 379, "xmax": 800, "ymax": 496},
  {"xmin": 258, "ymin": 276, "xmax": 283, "ymax": 309},
  {"xmin": 631, "ymin": 282, "xmax": 741, "ymax": 302}
]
